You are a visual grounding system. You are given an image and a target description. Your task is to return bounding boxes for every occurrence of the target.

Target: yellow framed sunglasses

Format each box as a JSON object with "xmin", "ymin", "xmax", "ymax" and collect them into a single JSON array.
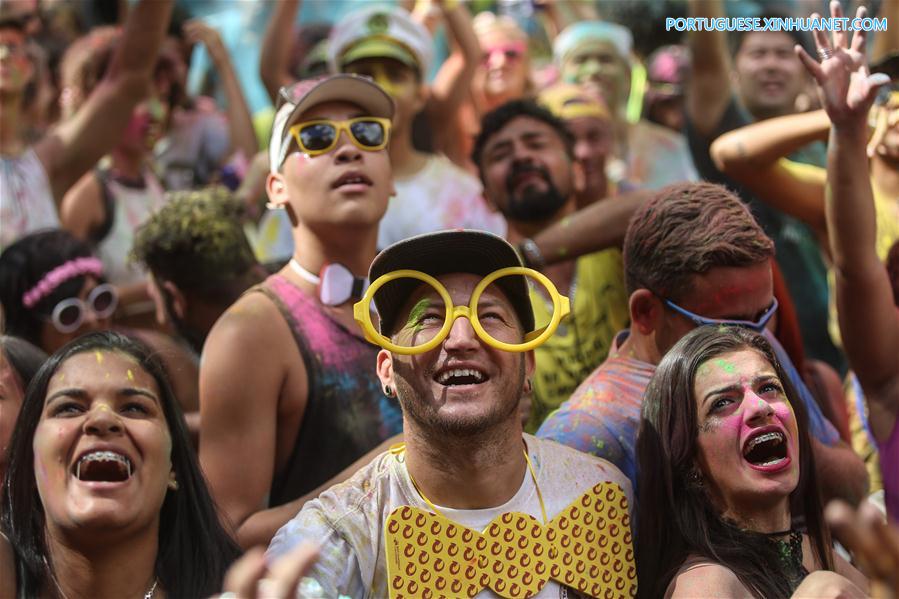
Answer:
[
  {"xmin": 287, "ymin": 117, "xmax": 392, "ymax": 157},
  {"xmin": 353, "ymin": 267, "xmax": 571, "ymax": 355}
]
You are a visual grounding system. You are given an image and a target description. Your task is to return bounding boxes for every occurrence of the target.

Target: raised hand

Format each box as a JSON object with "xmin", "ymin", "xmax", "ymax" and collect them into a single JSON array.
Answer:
[
  {"xmin": 826, "ymin": 500, "xmax": 899, "ymax": 598},
  {"xmin": 794, "ymin": 1, "xmax": 890, "ymax": 129},
  {"xmin": 183, "ymin": 19, "xmax": 229, "ymax": 64},
  {"xmin": 215, "ymin": 543, "xmax": 320, "ymax": 599}
]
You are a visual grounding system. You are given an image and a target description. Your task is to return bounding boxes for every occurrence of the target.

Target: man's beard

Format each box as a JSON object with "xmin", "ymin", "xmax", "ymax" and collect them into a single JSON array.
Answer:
[
  {"xmin": 162, "ymin": 290, "xmax": 206, "ymax": 355},
  {"xmin": 503, "ymin": 162, "xmax": 568, "ymax": 222},
  {"xmin": 392, "ymin": 355, "xmax": 526, "ymax": 437},
  {"xmin": 170, "ymin": 314, "xmax": 207, "ymax": 355}
]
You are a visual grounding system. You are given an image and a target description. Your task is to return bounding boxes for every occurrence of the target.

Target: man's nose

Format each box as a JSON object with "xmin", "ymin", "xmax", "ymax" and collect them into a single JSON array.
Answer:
[
  {"xmin": 333, "ymin": 131, "xmax": 363, "ymax": 163},
  {"xmin": 443, "ymin": 314, "xmax": 480, "ymax": 352}
]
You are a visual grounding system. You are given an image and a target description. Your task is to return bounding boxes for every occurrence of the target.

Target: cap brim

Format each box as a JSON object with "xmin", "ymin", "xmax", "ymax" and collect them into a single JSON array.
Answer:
[
  {"xmin": 283, "ymin": 74, "xmax": 395, "ymax": 131},
  {"xmin": 370, "ymin": 230, "xmax": 534, "ymax": 336},
  {"xmin": 341, "ymin": 39, "xmax": 419, "ymax": 72}
]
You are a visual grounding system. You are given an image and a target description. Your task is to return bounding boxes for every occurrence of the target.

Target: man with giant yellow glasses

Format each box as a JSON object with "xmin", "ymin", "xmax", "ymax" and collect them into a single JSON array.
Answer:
[{"xmin": 267, "ymin": 230, "xmax": 634, "ymax": 598}]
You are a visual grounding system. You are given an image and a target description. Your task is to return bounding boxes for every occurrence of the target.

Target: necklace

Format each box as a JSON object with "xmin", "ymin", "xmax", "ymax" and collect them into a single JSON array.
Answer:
[
  {"xmin": 765, "ymin": 528, "xmax": 808, "ymax": 589},
  {"xmin": 392, "ymin": 439, "xmax": 548, "ymax": 525},
  {"xmin": 44, "ymin": 556, "xmax": 159, "ymax": 599},
  {"xmin": 289, "ymin": 259, "xmax": 321, "ymax": 285}
]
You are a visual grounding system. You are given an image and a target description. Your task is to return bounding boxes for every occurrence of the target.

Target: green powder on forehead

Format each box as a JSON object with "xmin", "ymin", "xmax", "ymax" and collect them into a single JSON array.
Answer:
[{"xmin": 714, "ymin": 358, "xmax": 736, "ymax": 374}]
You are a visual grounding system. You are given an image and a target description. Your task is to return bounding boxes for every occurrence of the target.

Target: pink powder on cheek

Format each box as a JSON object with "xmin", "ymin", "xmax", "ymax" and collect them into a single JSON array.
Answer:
[{"xmin": 772, "ymin": 401, "xmax": 795, "ymax": 427}]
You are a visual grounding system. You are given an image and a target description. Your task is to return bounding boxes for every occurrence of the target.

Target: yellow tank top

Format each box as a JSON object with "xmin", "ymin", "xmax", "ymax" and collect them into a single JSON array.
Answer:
[{"xmin": 527, "ymin": 249, "xmax": 630, "ymax": 432}]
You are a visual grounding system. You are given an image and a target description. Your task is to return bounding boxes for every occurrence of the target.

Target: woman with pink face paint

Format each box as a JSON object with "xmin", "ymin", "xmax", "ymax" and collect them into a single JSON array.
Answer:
[{"xmin": 635, "ymin": 326, "xmax": 867, "ymax": 598}]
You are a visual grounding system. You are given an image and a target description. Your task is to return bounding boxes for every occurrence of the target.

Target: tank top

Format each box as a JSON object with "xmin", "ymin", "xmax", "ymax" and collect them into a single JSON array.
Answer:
[
  {"xmin": 0, "ymin": 148, "xmax": 59, "ymax": 251},
  {"xmin": 256, "ymin": 274, "xmax": 404, "ymax": 505},
  {"xmin": 880, "ymin": 417, "xmax": 899, "ymax": 522},
  {"xmin": 94, "ymin": 168, "xmax": 168, "ymax": 285}
]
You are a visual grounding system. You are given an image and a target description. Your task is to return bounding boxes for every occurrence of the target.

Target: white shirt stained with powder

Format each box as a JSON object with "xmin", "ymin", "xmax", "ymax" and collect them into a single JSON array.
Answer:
[
  {"xmin": 267, "ymin": 434, "xmax": 633, "ymax": 598},
  {"xmin": 376, "ymin": 153, "xmax": 507, "ymax": 249}
]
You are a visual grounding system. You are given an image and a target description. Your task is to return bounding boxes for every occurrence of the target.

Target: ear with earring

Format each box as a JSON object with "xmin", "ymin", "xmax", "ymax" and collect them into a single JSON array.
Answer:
[
  {"xmin": 168, "ymin": 471, "xmax": 179, "ymax": 491},
  {"xmin": 383, "ymin": 384, "xmax": 395, "ymax": 398}
]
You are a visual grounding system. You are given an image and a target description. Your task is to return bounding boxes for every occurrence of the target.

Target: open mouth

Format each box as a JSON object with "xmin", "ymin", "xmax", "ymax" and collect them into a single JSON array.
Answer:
[
  {"xmin": 331, "ymin": 171, "xmax": 372, "ymax": 189},
  {"xmin": 74, "ymin": 450, "xmax": 133, "ymax": 483},
  {"xmin": 434, "ymin": 367, "xmax": 490, "ymax": 387},
  {"xmin": 742, "ymin": 430, "xmax": 788, "ymax": 468}
]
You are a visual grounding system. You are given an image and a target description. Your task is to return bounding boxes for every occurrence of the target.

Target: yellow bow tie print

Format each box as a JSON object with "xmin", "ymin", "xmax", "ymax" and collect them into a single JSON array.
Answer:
[{"xmin": 385, "ymin": 482, "xmax": 635, "ymax": 598}]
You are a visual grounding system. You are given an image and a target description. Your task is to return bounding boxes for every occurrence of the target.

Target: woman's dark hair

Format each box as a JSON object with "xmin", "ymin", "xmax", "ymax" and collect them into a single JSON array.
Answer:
[
  {"xmin": 635, "ymin": 326, "xmax": 832, "ymax": 599},
  {"xmin": 0, "ymin": 230, "xmax": 96, "ymax": 347},
  {"xmin": 0, "ymin": 336, "xmax": 48, "ymax": 391},
  {"xmin": 886, "ymin": 238, "xmax": 899, "ymax": 307},
  {"xmin": 1, "ymin": 331, "xmax": 240, "ymax": 598}
]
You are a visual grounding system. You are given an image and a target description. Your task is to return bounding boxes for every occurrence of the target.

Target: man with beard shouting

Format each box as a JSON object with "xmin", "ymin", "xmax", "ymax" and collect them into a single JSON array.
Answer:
[{"xmin": 472, "ymin": 100, "xmax": 644, "ymax": 431}]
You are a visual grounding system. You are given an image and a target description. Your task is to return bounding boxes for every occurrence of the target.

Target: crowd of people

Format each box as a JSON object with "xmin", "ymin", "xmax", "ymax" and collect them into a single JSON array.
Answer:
[{"xmin": 0, "ymin": 0, "xmax": 897, "ymax": 597}]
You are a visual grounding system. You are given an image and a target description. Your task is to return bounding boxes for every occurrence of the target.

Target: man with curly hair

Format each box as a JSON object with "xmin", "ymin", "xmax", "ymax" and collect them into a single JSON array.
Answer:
[{"xmin": 130, "ymin": 186, "xmax": 266, "ymax": 354}]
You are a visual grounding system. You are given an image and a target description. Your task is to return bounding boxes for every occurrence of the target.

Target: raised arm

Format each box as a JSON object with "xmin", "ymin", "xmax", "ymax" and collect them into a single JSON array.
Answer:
[
  {"xmin": 428, "ymin": 0, "xmax": 481, "ymax": 119},
  {"xmin": 183, "ymin": 20, "xmax": 258, "ymax": 166},
  {"xmin": 259, "ymin": 0, "xmax": 300, "ymax": 103},
  {"xmin": 685, "ymin": 0, "xmax": 733, "ymax": 138},
  {"xmin": 526, "ymin": 189, "xmax": 652, "ymax": 266},
  {"xmin": 710, "ymin": 111, "xmax": 829, "ymax": 235},
  {"xmin": 797, "ymin": 1, "xmax": 898, "ymax": 439},
  {"xmin": 34, "ymin": 0, "xmax": 173, "ymax": 202}
]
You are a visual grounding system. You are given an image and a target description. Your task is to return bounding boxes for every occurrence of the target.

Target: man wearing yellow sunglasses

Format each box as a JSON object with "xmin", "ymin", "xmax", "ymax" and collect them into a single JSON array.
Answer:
[
  {"xmin": 267, "ymin": 230, "xmax": 634, "ymax": 598},
  {"xmin": 198, "ymin": 74, "xmax": 404, "ymax": 548}
]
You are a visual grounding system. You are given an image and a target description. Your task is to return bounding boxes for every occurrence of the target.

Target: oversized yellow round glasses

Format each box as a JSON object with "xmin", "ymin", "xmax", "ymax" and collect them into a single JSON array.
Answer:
[{"xmin": 353, "ymin": 267, "xmax": 571, "ymax": 355}]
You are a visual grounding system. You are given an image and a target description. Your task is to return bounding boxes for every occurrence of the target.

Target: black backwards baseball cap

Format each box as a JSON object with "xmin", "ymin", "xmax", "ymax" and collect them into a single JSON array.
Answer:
[{"xmin": 369, "ymin": 230, "xmax": 535, "ymax": 336}]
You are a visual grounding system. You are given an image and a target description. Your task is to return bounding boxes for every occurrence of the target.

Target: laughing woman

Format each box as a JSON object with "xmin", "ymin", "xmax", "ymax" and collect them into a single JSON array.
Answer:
[
  {"xmin": 636, "ymin": 326, "xmax": 867, "ymax": 598},
  {"xmin": 0, "ymin": 331, "xmax": 239, "ymax": 598}
]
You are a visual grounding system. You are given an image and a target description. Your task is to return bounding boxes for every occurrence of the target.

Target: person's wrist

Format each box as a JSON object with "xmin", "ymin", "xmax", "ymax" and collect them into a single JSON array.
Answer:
[
  {"xmin": 831, "ymin": 119, "xmax": 868, "ymax": 138},
  {"xmin": 518, "ymin": 238, "xmax": 546, "ymax": 269}
]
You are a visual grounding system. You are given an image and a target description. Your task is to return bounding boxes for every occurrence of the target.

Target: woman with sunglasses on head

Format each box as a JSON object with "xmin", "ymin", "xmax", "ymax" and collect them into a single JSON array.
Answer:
[
  {"xmin": 0, "ymin": 330, "xmax": 240, "ymax": 598},
  {"xmin": 636, "ymin": 326, "xmax": 867, "ymax": 598},
  {"xmin": 0, "ymin": 230, "xmax": 200, "ymax": 417},
  {"xmin": 442, "ymin": 12, "xmax": 534, "ymax": 171}
]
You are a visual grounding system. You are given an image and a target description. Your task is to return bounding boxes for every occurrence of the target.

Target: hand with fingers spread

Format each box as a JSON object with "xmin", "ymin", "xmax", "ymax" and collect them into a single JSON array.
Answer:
[
  {"xmin": 827, "ymin": 501, "xmax": 899, "ymax": 598},
  {"xmin": 216, "ymin": 543, "xmax": 320, "ymax": 599},
  {"xmin": 795, "ymin": 1, "xmax": 891, "ymax": 129}
]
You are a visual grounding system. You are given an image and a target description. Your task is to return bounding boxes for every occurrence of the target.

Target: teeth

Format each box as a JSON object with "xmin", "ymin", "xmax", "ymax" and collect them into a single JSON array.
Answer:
[
  {"xmin": 746, "ymin": 431, "xmax": 784, "ymax": 452},
  {"xmin": 76, "ymin": 450, "xmax": 132, "ymax": 479},
  {"xmin": 436, "ymin": 368, "xmax": 486, "ymax": 385}
]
